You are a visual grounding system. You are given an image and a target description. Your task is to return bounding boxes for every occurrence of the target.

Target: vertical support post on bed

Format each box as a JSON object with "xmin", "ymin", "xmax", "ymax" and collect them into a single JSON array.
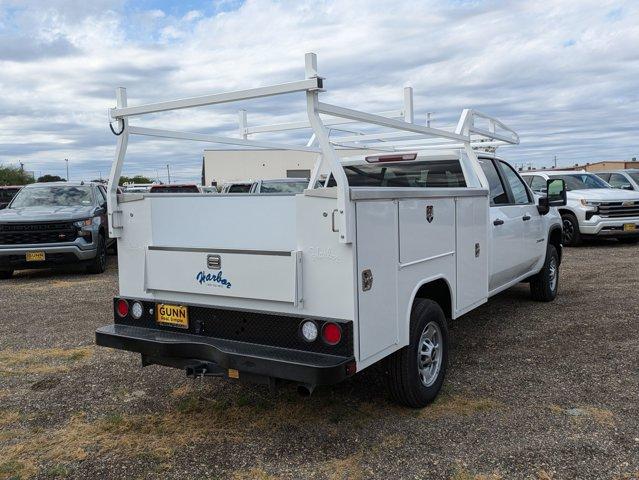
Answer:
[
  {"xmin": 305, "ymin": 53, "xmax": 353, "ymax": 244},
  {"xmin": 107, "ymin": 87, "xmax": 129, "ymax": 238}
]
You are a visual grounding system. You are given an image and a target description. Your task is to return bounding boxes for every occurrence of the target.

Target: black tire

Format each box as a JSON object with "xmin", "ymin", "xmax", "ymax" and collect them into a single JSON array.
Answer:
[
  {"xmin": 530, "ymin": 244, "xmax": 559, "ymax": 302},
  {"xmin": 386, "ymin": 299, "xmax": 449, "ymax": 408},
  {"xmin": 618, "ymin": 237, "xmax": 639, "ymax": 244},
  {"xmin": 87, "ymin": 233, "xmax": 107, "ymax": 274},
  {"xmin": 0, "ymin": 269, "xmax": 13, "ymax": 280},
  {"xmin": 561, "ymin": 213, "xmax": 581, "ymax": 246}
]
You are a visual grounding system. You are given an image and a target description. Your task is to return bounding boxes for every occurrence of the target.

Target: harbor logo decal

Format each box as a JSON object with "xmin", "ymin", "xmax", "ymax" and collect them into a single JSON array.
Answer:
[
  {"xmin": 196, "ymin": 270, "xmax": 232, "ymax": 289},
  {"xmin": 426, "ymin": 205, "xmax": 434, "ymax": 223}
]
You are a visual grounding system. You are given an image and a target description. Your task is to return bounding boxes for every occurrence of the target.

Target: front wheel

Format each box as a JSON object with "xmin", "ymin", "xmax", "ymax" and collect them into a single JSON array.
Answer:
[
  {"xmin": 386, "ymin": 299, "xmax": 449, "ymax": 408},
  {"xmin": 530, "ymin": 244, "xmax": 559, "ymax": 302},
  {"xmin": 87, "ymin": 234, "xmax": 107, "ymax": 274},
  {"xmin": 561, "ymin": 213, "xmax": 581, "ymax": 246}
]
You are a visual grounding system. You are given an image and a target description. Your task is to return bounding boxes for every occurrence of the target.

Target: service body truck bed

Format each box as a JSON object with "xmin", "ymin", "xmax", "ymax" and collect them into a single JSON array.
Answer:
[{"xmin": 96, "ymin": 54, "xmax": 566, "ymax": 406}]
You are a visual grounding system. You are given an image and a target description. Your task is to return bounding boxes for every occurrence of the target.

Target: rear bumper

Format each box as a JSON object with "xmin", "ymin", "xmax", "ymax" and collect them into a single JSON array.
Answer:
[
  {"xmin": 96, "ymin": 324, "xmax": 355, "ymax": 385},
  {"xmin": 0, "ymin": 244, "xmax": 96, "ymax": 269}
]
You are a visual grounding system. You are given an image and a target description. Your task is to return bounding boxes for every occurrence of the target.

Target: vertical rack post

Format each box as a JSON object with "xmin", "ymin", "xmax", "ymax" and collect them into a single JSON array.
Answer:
[
  {"xmin": 305, "ymin": 53, "xmax": 353, "ymax": 244},
  {"xmin": 238, "ymin": 109, "xmax": 248, "ymax": 139},
  {"xmin": 403, "ymin": 86, "xmax": 414, "ymax": 123},
  {"xmin": 107, "ymin": 87, "xmax": 129, "ymax": 238}
]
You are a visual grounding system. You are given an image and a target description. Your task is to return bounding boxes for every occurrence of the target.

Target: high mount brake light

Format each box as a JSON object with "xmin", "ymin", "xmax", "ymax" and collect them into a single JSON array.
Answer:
[{"xmin": 365, "ymin": 153, "xmax": 417, "ymax": 163}]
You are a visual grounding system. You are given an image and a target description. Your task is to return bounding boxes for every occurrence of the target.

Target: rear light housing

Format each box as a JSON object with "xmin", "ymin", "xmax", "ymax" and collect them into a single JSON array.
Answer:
[
  {"xmin": 321, "ymin": 322, "xmax": 342, "ymax": 345},
  {"xmin": 365, "ymin": 153, "xmax": 417, "ymax": 163},
  {"xmin": 116, "ymin": 299, "xmax": 129, "ymax": 318},
  {"xmin": 131, "ymin": 301, "xmax": 143, "ymax": 319}
]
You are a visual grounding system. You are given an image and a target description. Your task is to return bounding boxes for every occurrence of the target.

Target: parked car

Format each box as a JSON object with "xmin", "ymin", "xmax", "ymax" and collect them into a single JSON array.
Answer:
[
  {"xmin": 96, "ymin": 55, "xmax": 567, "ymax": 408},
  {"xmin": 522, "ymin": 170, "xmax": 639, "ymax": 245},
  {"xmin": 593, "ymin": 169, "xmax": 639, "ymax": 191},
  {"xmin": 250, "ymin": 178, "xmax": 309, "ymax": 194},
  {"xmin": 220, "ymin": 181, "xmax": 253, "ymax": 193},
  {"xmin": 0, "ymin": 186, "xmax": 22, "ymax": 209},
  {"xmin": 0, "ymin": 182, "xmax": 113, "ymax": 278},
  {"xmin": 148, "ymin": 184, "xmax": 201, "ymax": 193}
]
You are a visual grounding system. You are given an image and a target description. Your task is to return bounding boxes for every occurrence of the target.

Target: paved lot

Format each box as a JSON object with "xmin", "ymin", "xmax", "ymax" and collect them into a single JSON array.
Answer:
[{"xmin": 0, "ymin": 244, "xmax": 637, "ymax": 480}]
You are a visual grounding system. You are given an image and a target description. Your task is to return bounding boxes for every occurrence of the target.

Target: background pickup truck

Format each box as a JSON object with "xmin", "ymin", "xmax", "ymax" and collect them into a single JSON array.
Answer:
[
  {"xmin": 95, "ymin": 53, "xmax": 568, "ymax": 408},
  {"xmin": 523, "ymin": 171, "xmax": 639, "ymax": 245},
  {"xmin": 0, "ymin": 182, "xmax": 112, "ymax": 278}
]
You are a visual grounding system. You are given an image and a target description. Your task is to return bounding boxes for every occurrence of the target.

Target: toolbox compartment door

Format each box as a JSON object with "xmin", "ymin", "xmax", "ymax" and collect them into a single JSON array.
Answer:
[{"xmin": 145, "ymin": 248, "xmax": 302, "ymax": 304}]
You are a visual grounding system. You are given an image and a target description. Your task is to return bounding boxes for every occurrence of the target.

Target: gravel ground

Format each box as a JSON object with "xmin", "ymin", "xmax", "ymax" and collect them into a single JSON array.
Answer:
[{"xmin": 0, "ymin": 243, "xmax": 637, "ymax": 480}]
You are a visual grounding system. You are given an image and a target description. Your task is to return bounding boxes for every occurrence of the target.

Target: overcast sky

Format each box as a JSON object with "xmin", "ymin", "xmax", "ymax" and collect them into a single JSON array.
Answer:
[{"xmin": 0, "ymin": 0, "xmax": 637, "ymax": 183}]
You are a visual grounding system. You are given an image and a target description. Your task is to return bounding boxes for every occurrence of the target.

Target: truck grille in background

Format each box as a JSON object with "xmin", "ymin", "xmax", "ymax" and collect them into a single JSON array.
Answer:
[
  {"xmin": 597, "ymin": 201, "xmax": 639, "ymax": 218},
  {"xmin": 0, "ymin": 222, "xmax": 77, "ymax": 245}
]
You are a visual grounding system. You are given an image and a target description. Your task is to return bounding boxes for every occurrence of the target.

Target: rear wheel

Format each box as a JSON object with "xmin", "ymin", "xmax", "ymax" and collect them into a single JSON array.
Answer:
[
  {"xmin": 0, "ymin": 269, "xmax": 13, "ymax": 280},
  {"xmin": 386, "ymin": 299, "xmax": 449, "ymax": 408},
  {"xmin": 561, "ymin": 213, "xmax": 581, "ymax": 246},
  {"xmin": 87, "ymin": 234, "xmax": 107, "ymax": 274},
  {"xmin": 530, "ymin": 244, "xmax": 559, "ymax": 302}
]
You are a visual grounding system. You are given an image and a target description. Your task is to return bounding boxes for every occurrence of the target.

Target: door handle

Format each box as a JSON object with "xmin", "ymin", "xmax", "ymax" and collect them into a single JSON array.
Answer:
[
  {"xmin": 522, "ymin": 215, "xmax": 531, "ymax": 221},
  {"xmin": 493, "ymin": 219, "xmax": 504, "ymax": 226}
]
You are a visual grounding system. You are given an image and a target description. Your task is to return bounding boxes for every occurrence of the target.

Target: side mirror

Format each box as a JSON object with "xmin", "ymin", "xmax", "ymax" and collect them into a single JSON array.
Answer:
[{"xmin": 537, "ymin": 179, "xmax": 566, "ymax": 215}]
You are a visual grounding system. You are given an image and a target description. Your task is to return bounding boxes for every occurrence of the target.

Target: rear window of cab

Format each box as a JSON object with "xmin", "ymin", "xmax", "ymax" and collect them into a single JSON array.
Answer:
[{"xmin": 328, "ymin": 160, "xmax": 466, "ymax": 188}]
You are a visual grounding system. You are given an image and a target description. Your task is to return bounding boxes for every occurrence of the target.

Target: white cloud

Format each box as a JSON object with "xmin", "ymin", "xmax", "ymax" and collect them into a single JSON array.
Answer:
[{"xmin": 0, "ymin": 0, "xmax": 637, "ymax": 181}]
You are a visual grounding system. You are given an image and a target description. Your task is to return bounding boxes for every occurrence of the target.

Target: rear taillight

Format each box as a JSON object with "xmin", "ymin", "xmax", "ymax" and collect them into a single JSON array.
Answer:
[
  {"xmin": 116, "ymin": 299, "xmax": 129, "ymax": 317},
  {"xmin": 322, "ymin": 322, "xmax": 342, "ymax": 345}
]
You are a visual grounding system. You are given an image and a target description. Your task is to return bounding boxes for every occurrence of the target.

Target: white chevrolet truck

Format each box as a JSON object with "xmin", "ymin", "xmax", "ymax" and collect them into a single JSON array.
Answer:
[
  {"xmin": 96, "ymin": 54, "xmax": 567, "ymax": 407},
  {"xmin": 522, "ymin": 170, "xmax": 639, "ymax": 245}
]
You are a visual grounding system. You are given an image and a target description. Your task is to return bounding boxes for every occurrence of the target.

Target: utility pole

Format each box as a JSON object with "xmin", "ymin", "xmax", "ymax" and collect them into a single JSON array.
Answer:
[
  {"xmin": 166, "ymin": 164, "xmax": 171, "ymax": 184},
  {"xmin": 426, "ymin": 112, "xmax": 432, "ymax": 128},
  {"xmin": 65, "ymin": 158, "xmax": 69, "ymax": 180},
  {"xmin": 553, "ymin": 155, "xmax": 557, "ymax": 168}
]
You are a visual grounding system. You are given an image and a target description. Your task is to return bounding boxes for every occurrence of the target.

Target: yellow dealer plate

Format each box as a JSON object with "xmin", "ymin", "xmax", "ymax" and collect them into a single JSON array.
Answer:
[
  {"xmin": 156, "ymin": 304, "xmax": 189, "ymax": 329},
  {"xmin": 623, "ymin": 223, "xmax": 636, "ymax": 232},
  {"xmin": 25, "ymin": 251, "xmax": 45, "ymax": 262}
]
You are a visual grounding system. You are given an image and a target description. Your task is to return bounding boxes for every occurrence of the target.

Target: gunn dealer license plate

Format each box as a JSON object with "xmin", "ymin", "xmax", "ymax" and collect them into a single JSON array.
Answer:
[
  {"xmin": 156, "ymin": 304, "xmax": 189, "ymax": 329},
  {"xmin": 623, "ymin": 223, "xmax": 636, "ymax": 232},
  {"xmin": 25, "ymin": 251, "xmax": 45, "ymax": 262}
]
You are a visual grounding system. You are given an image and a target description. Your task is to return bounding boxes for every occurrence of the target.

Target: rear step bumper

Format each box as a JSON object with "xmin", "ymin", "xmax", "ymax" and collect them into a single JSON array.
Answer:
[{"xmin": 96, "ymin": 324, "xmax": 354, "ymax": 385}]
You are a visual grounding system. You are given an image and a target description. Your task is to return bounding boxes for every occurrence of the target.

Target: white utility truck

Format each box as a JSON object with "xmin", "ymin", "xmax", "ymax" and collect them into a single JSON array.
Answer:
[{"xmin": 96, "ymin": 54, "xmax": 567, "ymax": 407}]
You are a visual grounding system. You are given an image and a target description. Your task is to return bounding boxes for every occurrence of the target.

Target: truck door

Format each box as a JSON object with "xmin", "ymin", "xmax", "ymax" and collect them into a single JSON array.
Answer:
[
  {"xmin": 478, "ymin": 158, "xmax": 532, "ymax": 292},
  {"xmin": 497, "ymin": 161, "xmax": 545, "ymax": 272}
]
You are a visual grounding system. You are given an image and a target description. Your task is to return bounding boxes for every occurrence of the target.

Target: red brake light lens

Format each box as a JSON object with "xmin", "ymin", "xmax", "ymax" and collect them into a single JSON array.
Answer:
[
  {"xmin": 365, "ymin": 153, "xmax": 417, "ymax": 163},
  {"xmin": 116, "ymin": 299, "xmax": 129, "ymax": 317},
  {"xmin": 322, "ymin": 322, "xmax": 342, "ymax": 345}
]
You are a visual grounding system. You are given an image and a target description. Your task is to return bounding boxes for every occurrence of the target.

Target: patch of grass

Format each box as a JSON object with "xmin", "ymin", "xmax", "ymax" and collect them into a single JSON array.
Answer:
[
  {"xmin": 450, "ymin": 466, "xmax": 503, "ymax": 480},
  {"xmin": 549, "ymin": 404, "xmax": 615, "ymax": 426},
  {"xmin": 0, "ymin": 410, "xmax": 20, "ymax": 428},
  {"xmin": 231, "ymin": 467, "xmax": 279, "ymax": 480},
  {"xmin": 420, "ymin": 394, "xmax": 501, "ymax": 419},
  {"xmin": 0, "ymin": 460, "xmax": 29, "ymax": 479},
  {"xmin": 175, "ymin": 395, "xmax": 200, "ymax": 414},
  {"xmin": 43, "ymin": 464, "xmax": 70, "ymax": 478},
  {"xmin": 0, "ymin": 347, "xmax": 93, "ymax": 376},
  {"xmin": 323, "ymin": 452, "xmax": 369, "ymax": 480}
]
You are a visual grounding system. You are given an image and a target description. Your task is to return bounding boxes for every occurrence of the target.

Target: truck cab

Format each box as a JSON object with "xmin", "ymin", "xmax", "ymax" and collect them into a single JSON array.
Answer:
[{"xmin": 96, "ymin": 53, "xmax": 567, "ymax": 407}]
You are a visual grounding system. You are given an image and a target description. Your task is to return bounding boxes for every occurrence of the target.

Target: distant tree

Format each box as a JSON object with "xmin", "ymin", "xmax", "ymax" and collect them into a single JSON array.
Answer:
[
  {"xmin": 119, "ymin": 175, "xmax": 153, "ymax": 186},
  {"xmin": 0, "ymin": 165, "xmax": 35, "ymax": 185},
  {"xmin": 37, "ymin": 174, "xmax": 66, "ymax": 183}
]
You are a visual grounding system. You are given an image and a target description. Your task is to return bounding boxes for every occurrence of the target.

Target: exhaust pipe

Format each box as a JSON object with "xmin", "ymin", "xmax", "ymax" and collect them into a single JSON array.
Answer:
[{"xmin": 297, "ymin": 383, "xmax": 316, "ymax": 397}]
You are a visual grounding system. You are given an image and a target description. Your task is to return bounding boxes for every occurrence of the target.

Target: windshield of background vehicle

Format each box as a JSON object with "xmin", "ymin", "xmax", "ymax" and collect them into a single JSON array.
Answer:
[
  {"xmin": 10, "ymin": 186, "xmax": 94, "ymax": 208},
  {"xmin": 553, "ymin": 174, "xmax": 609, "ymax": 191},
  {"xmin": 628, "ymin": 172, "xmax": 639, "ymax": 185}
]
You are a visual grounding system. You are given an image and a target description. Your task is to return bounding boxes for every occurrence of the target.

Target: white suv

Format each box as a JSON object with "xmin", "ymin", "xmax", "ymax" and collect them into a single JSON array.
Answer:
[{"xmin": 522, "ymin": 170, "xmax": 639, "ymax": 245}]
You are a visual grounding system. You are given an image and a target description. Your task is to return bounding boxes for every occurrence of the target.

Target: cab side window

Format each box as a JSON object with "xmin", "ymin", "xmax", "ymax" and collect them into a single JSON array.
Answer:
[
  {"xmin": 478, "ymin": 158, "xmax": 509, "ymax": 205},
  {"xmin": 608, "ymin": 173, "xmax": 633, "ymax": 190},
  {"xmin": 530, "ymin": 175, "xmax": 547, "ymax": 193},
  {"xmin": 499, "ymin": 161, "xmax": 531, "ymax": 204}
]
